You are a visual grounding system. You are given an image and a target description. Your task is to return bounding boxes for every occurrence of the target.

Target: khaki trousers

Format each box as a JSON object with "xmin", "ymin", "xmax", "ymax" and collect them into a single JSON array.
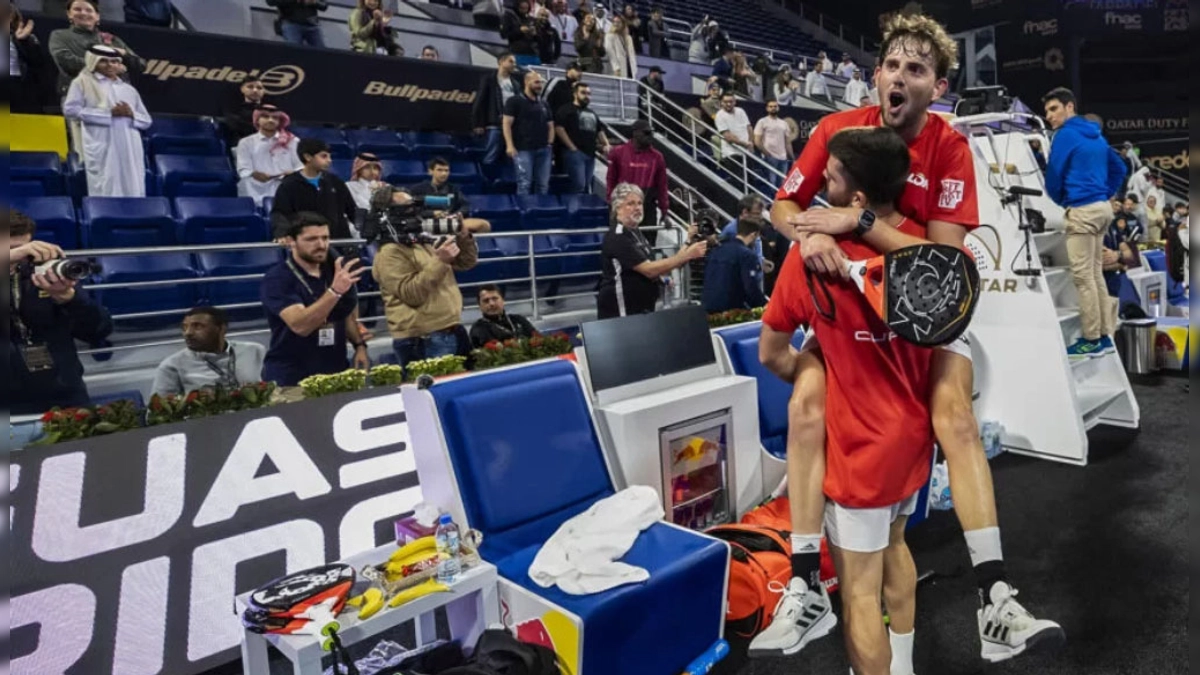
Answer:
[{"xmin": 1064, "ymin": 201, "xmax": 1119, "ymax": 341}]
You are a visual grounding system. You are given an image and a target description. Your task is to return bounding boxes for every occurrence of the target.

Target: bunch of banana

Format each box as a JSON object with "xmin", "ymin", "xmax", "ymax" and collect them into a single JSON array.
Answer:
[
  {"xmin": 344, "ymin": 587, "xmax": 385, "ymax": 620},
  {"xmin": 384, "ymin": 536, "xmax": 440, "ymax": 581},
  {"xmin": 386, "ymin": 578, "xmax": 451, "ymax": 608}
]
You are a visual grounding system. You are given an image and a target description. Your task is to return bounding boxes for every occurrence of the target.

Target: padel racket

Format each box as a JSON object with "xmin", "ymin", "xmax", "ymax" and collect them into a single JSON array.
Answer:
[{"xmin": 243, "ymin": 563, "xmax": 361, "ymax": 675}]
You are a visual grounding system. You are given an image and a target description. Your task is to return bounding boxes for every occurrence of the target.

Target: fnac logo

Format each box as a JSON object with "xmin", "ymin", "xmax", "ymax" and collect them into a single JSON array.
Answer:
[
  {"xmin": 1023, "ymin": 18, "xmax": 1058, "ymax": 35},
  {"xmin": 143, "ymin": 60, "xmax": 306, "ymax": 96},
  {"xmin": 1104, "ymin": 11, "xmax": 1143, "ymax": 29}
]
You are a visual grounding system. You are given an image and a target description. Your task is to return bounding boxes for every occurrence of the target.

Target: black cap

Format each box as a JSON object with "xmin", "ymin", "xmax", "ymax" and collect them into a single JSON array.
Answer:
[
  {"xmin": 648, "ymin": 65, "xmax": 665, "ymax": 74},
  {"xmin": 567, "ymin": 60, "xmax": 582, "ymax": 71},
  {"xmin": 631, "ymin": 119, "xmax": 652, "ymax": 133}
]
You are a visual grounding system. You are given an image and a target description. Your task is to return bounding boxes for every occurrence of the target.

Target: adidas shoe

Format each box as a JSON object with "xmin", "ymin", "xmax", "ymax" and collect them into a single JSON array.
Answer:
[
  {"xmin": 748, "ymin": 577, "xmax": 837, "ymax": 658},
  {"xmin": 977, "ymin": 583, "xmax": 1066, "ymax": 663}
]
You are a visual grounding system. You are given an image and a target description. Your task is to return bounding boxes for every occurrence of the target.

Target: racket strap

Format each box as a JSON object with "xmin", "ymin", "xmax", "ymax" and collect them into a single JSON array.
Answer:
[
  {"xmin": 329, "ymin": 631, "xmax": 360, "ymax": 675},
  {"xmin": 805, "ymin": 266, "xmax": 836, "ymax": 322}
]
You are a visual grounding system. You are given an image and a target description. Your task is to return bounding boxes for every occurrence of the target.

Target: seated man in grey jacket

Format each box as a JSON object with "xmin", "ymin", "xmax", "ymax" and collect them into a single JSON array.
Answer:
[{"xmin": 153, "ymin": 306, "xmax": 266, "ymax": 396}]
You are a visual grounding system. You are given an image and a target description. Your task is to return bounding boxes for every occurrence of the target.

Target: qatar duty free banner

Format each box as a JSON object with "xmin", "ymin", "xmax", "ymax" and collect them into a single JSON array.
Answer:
[{"xmin": 9, "ymin": 388, "xmax": 422, "ymax": 675}]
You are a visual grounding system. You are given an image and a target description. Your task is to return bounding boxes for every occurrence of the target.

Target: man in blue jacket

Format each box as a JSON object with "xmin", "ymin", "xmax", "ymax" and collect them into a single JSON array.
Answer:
[
  {"xmin": 702, "ymin": 216, "xmax": 768, "ymax": 312},
  {"xmin": 1043, "ymin": 87, "xmax": 1128, "ymax": 360}
]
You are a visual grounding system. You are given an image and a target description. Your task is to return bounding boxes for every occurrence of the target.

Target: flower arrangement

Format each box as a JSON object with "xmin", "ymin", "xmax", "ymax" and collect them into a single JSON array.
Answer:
[
  {"xmin": 299, "ymin": 369, "xmax": 369, "ymax": 398},
  {"xmin": 405, "ymin": 354, "xmax": 468, "ymax": 381},
  {"xmin": 707, "ymin": 307, "xmax": 766, "ymax": 328},
  {"xmin": 470, "ymin": 332, "xmax": 573, "ymax": 371},
  {"xmin": 146, "ymin": 382, "xmax": 276, "ymax": 426},
  {"xmin": 367, "ymin": 364, "xmax": 406, "ymax": 387},
  {"xmin": 39, "ymin": 399, "xmax": 143, "ymax": 443}
]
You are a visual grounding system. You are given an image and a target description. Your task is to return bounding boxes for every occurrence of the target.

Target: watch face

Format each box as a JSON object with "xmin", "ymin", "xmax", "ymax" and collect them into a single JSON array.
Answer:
[{"xmin": 861, "ymin": 210, "xmax": 876, "ymax": 228}]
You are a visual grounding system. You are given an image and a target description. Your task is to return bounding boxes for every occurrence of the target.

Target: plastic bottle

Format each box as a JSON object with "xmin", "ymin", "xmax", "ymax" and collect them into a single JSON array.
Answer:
[
  {"xmin": 682, "ymin": 639, "xmax": 731, "ymax": 674},
  {"xmin": 435, "ymin": 514, "xmax": 462, "ymax": 584}
]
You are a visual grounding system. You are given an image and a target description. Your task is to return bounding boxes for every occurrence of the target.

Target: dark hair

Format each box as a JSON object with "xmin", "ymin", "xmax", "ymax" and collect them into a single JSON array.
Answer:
[
  {"xmin": 736, "ymin": 216, "xmax": 765, "ymax": 238},
  {"xmin": 286, "ymin": 211, "xmax": 330, "ymax": 239},
  {"xmin": 242, "ymin": 75, "xmax": 261, "ymax": 85},
  {"xmin": 427, "ymin": 156, "xmax": 450, "ymax": 170},
  {"xmin": 422, "ymin": 44, "xmax": 438, "ymax": 54},
  {"xmin": 477, "ymin": 284, "xmax": 504, "ymax": 301},
  {"xmin": 720, "ymin": 92, "xmax": 735, "ymax": 100},
  {"xmin": 498, "ymin": 50, "xmax": 515, "ymax": 62},
  {"xmin": 737, "ymin": 194, "xmax": 763, "ymax": 216},
  {"xmin": 297, "ymin": 138, "xmax": 330, "ymax": 165},
  {"xmin": 10, "ymin": 209, "xmax": 36, "ymax": 238},
  {"xmin": 184, "ymin": 306, "xmax": 229, "ymax": 328},
  {"xmin": 572, "ymin": 80, "xmax": 590, "ymax": 94},
  {"xmin": 827, "ymin": 127, "xmax": 912, "ymax": 207},
  {"xmin": 1124, "ymin": 193, "xmax": 1139, "ymax": 204},
  {"xmin": 1042, "ymin": 87, "xmax": 1076, "ymax": 108}
]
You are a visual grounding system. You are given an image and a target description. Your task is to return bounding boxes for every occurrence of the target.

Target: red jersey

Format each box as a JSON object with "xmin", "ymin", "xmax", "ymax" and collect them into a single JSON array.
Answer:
[
  {"xmin": 762, "ymin": 239, "xmax": 935, "ymax": 509},
  {"xmin": 776, "ymin": 107, "xmax": 981, "ymax": 232}
]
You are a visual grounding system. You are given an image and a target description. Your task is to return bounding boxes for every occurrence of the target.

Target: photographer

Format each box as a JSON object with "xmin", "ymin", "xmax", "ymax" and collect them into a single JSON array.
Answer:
[
  {"xmin": 597, "ymin": 183, "xmax": 707, "ymax": 319},
  {"xmin": 368, "ymin": 185, "xmax": 482, "ymax": 371},
  {"xmin": 701, "ymin": 216, "xmax": 768, "ymax": 313},
  {"xmin": 7, "ymin": 210, "xmax": 113, "ymax": 426}
]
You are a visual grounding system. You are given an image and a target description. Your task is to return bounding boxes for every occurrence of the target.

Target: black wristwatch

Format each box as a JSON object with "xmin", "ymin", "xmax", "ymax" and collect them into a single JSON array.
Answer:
[{"xmin": 854, "ymin": 209, "xmax": 877, "ymax": 237}]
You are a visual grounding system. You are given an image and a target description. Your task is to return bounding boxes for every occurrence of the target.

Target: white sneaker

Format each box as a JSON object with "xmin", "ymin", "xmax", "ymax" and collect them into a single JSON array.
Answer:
[
  {"xmin": 977, "ymin": 583, "xmax": 1066, "ymax": 663},
  {"xmin": 747, "ymin": 577, "xmax": 837, "ymax": 657}
]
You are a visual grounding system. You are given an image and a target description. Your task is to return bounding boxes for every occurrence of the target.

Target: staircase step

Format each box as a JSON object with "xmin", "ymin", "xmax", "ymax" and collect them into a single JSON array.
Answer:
[
  {"xmin": 1056, "ymin": 307, "xmax": 1080, "ymax": 323},
  {"xmin": 1034, "ymin": 230, "xmax": 1065, "ymax": 251},
  {"xmin": 1046, "ymin": 267, "xmax": 1075, "ymax": 307},
  {"xmin": 1076, "ymin": 383, "xmax": 1126, "ymax": 430}
]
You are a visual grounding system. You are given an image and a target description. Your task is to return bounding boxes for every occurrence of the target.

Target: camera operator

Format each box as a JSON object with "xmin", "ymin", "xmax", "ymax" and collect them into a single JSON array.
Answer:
[
  {"xmin": 368, "ymin": 185, "xmax": 481, "ymax": 371},
  {"xmin": 597, "ymin": 183, "xmax": 707, "ymax": 319},
  {"xmin": 701, "ymin": 215, "xmax": 768, "ymax": 313},
  {"xmin": 7, "ymin": 210, "xmax": 113, "ymax": 433},
  {"xmin": 407, "ymin": 157, "xmax": 492, "ymax": 234}
]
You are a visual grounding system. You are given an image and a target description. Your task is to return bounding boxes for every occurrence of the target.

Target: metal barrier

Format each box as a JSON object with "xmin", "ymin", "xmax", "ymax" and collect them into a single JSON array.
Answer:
[{"xmin": 530, "ymin": 66, "xmax": 641, "ymax": 125}]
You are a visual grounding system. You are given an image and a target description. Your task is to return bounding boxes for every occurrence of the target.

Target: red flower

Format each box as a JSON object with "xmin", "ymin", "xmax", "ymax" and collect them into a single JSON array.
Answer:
[
  {"xmin": 74, "ymin": 410, "xmax": 91, "ymax": 421},
  {"xmin": 97, "ymin": 406, "xmax": 110, "ymax": 416},
  {"xmin": 485, "ymin": 341, "xmax": 503, "ymax": 351},
  {"xmin": 232, "ymin": 390, "xmax": 243, "ymax": 398},
  {"xmin": 150, "ymin": 398, "xmax": 163, "ymax": 412},
  {"xmin": 529, "ymin": 337, "xmax": 544, "ymax": 348},
  {"xmin": 186, "ymin": 391, "xmax": 200, "ymax": 403},
  {"xmin": 41, "ymin": 410, "xmax": 56, "ymax": 423}
]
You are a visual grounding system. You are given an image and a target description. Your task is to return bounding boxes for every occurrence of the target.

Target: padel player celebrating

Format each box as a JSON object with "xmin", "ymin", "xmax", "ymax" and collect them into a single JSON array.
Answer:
[{"xmin": 753, "ymin": 12, "xmax": 1064, "ymax": 665}]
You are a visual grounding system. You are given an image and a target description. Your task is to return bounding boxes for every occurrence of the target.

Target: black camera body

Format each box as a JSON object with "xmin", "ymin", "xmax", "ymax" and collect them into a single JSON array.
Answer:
[
  {"xmin": 364, "ymin": 192, "xmax": 462, "ymax": 246},
  {"xmin": 695, "ymin": 208, "xmax": 723, "ymax": 241},
  {"xmin": 22, "ymin": 258, "xmax": 102, "ymax": 281}
]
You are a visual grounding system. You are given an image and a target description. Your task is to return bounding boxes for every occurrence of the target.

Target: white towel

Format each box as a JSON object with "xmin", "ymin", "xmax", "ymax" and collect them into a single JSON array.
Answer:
[{"xmin": 528, "ymin": 485, "xmax": 665, "ymax": 595}]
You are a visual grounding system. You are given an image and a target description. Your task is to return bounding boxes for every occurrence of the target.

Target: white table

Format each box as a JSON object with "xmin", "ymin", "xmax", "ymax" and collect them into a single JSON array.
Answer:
[{"xmin": 235, "ymin": 546, "xmax": 499, "ymax": 675}]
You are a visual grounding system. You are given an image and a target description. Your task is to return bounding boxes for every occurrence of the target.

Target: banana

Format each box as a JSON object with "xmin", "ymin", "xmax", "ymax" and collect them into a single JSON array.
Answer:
[
  {"xmin": 386, "ymin": 578, "xmax": 450, "ymax": 608},
  {"xmin": 357, "ymin": 588, "xmax": 385, "ymax": 620},
  {"xmin": 388, "ymin": 536, "xmax": 436, "ymax": 563},
  {"xmin": 345, "ymin": 593, "xmax": 366, "ymax": 608}
]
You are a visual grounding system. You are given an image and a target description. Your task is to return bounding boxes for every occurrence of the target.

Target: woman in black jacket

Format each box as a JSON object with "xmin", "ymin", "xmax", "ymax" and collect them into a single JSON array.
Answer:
[
  {"xmin": 573, "ymin": 13, "xmax": 606, "ymax": 74},
  {"xmin": 8, "ymin": 9, "xmax": 52, "ymax": 114}
]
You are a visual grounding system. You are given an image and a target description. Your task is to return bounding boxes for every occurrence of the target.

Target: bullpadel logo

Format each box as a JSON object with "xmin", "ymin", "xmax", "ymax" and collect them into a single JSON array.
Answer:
[
  {"xmin": 363, "ymin": 81, "xmax": 477, "ymax": 104},
  {"xmin": 143, "ymin": 60, "xmax": 306, "ymax": 95}
]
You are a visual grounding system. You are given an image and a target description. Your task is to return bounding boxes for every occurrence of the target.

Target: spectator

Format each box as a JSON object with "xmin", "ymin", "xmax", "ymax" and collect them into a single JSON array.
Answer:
[
  {"xmin": 469, "ymin": 285, "xmax": 538, "ymax": 347},
  {"xmin": 573, "ymin": 0, "xmax": 593, "ymax": 24},
  {"xmin": 754, "ymin": 100, "xmax": 792, "ymax": 185},
  {"xmin": 370, "ymin": 185, "xmax": 480, "ymax": 370},
  {"xmin": 124, "ymin": 0, "xmax": 174, "ymax": 27},
  {"xmin": 349, "ymin": 0, "xmax": 401, "ymax": 56},
  {"xmin": 1143, "ymin": 194, "xmax": 1166, "ymax": 242},
  {"xmin": 152, "ymin": 307, "xmax": 266, "ymax": 397},
  {"xmin": 1122, "ymin": 193, "xmax": 1145, "ymax": 230},
  {"xmin": 593, "ymin": 4, "xmax": 612, "ymax": 32},
  {"xmin": 236, "ymin": 104, "xmax": 302, "ymax": 208},
  {"xmin": 533, "ymin": 5, "xmax": 562, "ymax": 65},
  {"xmin": 1102, "ymin": 214, "xmax": 1141, "ymax": 296},
  {"xmin": 773, "ymin": 67, "xmax": 801, "ymax": 107},
  {"xmin": 49, "ymin": 0, "xmax": 145, "ymax": 97},
  {"xmin": 1043, "ymin": 87, "xmax": 1126, "ymax": 359},
  {"xmin": 597, "ymin": 183, "xmax": 707, "ymax": 318},
  {"xmin": 221, "ymin": 76, "xmax": 268, "ymax": 151},
  {"xmin": 408, "ymin": 157, "xmax": 492, "ymax": 234},
  {"xmin": 262, "ymin": 212, "xmax": 368, "ymax": 386},
  {"xmin": 471, "ymin": 51, "xmax": 523, "ymax": 172},
  {"xmin": 503, "ymin": 70, "xmax": 554, "ymax": 196},
  {"xmin": 270, "ymin": 138, "xmax": 358, "ymax": 240},
  {"xmin": 556, "ymin": 81, "xmax": 610, "ymax": 194},
  {"xmin": 266, "ymin": 0, "xmax": 328, "ymax": 48},
  {"xmin": 62, "ymin": 45, "xmax": 152, "ymax": 198},
  {"xmin": 646, "ymin": 6, "xmax": 667, "ymax": 58},
  {"xmin": 543, "ymin": 60, "xmax": 582, "ymax": 117},
  {"xmin": 719, "ymin": 193, "xmax": 766, "ymax": 263},
  {"xmin": 1116, "ymin": 141, "xmax": 1137, "ymax": 193},
  {"xmin": 817, "ymin": 50, "xmax": 834, "ymax": 73},
  {"xmin": 606, "ymin": 120, "xmax": 669, "ymax": 245},
  {"xmin": 547, "ymin": 0, "xmax": 578, "ymax": 44},
  {"xmin": 605, "ymin": 15, "xmax": 637, "ymax": 79},
  {"xmin": 9, "ymin": 9, "xmax": 51, "ymax": 114},
  {"xmin": 714, "ymin": 92, "xmax": 754, "ymax": 180},
  {"xmin": 6, "ymin": 210, "xmax": 114, "ymax": 428},
  {"xmin": 711, "ymin": 47, "xmax": 734, "ymax": 91},
  {"xmin": 1146, "ymin": 174, "xmax": 1166, "ymax": 215},
  {"xmin": 1125, "ymin": 165, "xmax": 1153, "ymax": 205},
  {"xmin": 836, "ymin": 52, "xmax": 857, "ymax": 79},
  {"xmin": 420, "ymin": 45, "xmax": 439, "ymax": 60},
  {"xmin": 621, "ymin": 4, "xmax": 643, "ymax": 54},
  {"xmin": 843, "ymin": 68, "xmax": 869, "ymax": 106},
  {"xmin": 574, "ymin": 13, "xmax": 606, "ymax": 73},
  {"xmin": 688, "ymin": 17, "xmax": 712, "ymax": 64},
  {"xmin": 804, "ymin": 59, "xmax": 829, "ymax": 100},
  {"xmin": 706, "ymin": 20, "xmax": 730, "ymax": 61},
  {"xmin": 730, "ymin": 52, "xmax": 759, "ymax": 97},
  {"xmin": 638, "ymin": 64, "xmax": 665, "ymax": 119},
  {"xmin": 501, "ymin": 0, "xmax": 540, "ymax": 66},
  {"xmin": 346, "ymin": 152, "xmax": 385, "ymax": 211},
  {"xmin": 702, "ymin": 216, "xmax": 768, "ymax": 313},
  {"xmin": 699, "ymin": 81, "xmax": 723, "ymax": 124}
]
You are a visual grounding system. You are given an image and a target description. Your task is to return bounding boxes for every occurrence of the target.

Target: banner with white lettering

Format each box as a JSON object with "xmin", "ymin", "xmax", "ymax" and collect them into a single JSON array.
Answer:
[
  {"xmin": 10, "ymin": 388, "xmax": 421, "ymax": 675},
  {"xmin": 995, "ymin": 10, "xmax": 1070, "ymax": 107},
  {"xmin": 1087, "ymin": 103, "xmax": 1189, "ymax": 184}
]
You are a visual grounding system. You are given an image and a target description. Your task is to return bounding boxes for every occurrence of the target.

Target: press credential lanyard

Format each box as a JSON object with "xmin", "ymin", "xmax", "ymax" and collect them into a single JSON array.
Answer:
[
  {"xmin": 285, "ymin": 258, "xmax": 337, "ymax": 347},
  {"xmin": 11, "ymin": 275, "xmax": 56, "ymax": 372}
]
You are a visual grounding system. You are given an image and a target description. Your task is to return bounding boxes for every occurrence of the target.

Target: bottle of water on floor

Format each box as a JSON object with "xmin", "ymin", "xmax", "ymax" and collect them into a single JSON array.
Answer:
[{"xmin": 435, "ymin": 514, "xmax": 462, "ymax": 584}]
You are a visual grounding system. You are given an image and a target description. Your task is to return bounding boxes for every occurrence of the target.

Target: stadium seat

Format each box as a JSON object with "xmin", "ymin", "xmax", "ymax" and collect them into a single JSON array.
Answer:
[
  {"xmin": 450, "ymin": 161, "xmax": 483, "ymax": 194},
  {"xmin": 145, "ymin": 117, "xmax": 224, "ymax": 157},
  {"xmin": 196, "ymin": 248, "xmax": 284, "ymax": 318},
  {"xmin": 549, "ymin": 173, "xmax": 571, "ymax": 194},
  {"xmin": 347, "ymin": 129, "xmax": 409, "ymax": 160},
  {"xmin": 11, "ymin": 196, "xmax": 79, "ymax": 249},
  {"xmin": 383, "ymin": 159, "xmax": 428, "ymax": 186},
  {"xmin": 456, "ymin": 134, "xmax": 488, "ymax": 161},
  {"xmin": 456, "ymin": 236, "xmax": 504, "ymax": 289},
  {"xmin": 155, "ymin": 155, "xmax": 237, "ymax": 198},
  {"xmin": 493, "ymin": 235, "xmax": 562, "ymax": 292},
  {"xmin": 516, "ymin": 195, "xmax": 568, "ymax": 230},
  {"xmin": 12, "ymin": 152, "xmax": 64, "ymax": 196},
  {"xmin": 10, "ymin": 113, "xmax": 69, "ymax": 159},
  {"xmin": 467, "ymin": 194, "xmax": 520, "ymax": 233},
  {"xmin": 261, "ymin": 196, "xmax": 274, "ymax": 215},
  {"xmin": 404, "ymin": 131, "xmax": 457, "ymax": 159},
  {"xmin": 92, "ymin": 253, "xmax": 199, "ymax": 328},
  {"xmin": 82, "ymin": 197, "xmax": 176, "ymax": 248},
  {"xmin": 174, "ymin": 197, "xmax": 269, "ymax": 244},
  {"xmin": 486, "ymin": 163, "xmax": 517, "ymax": 194},
  {"xmin": 564, "ymin": 193, "xmax": 609, "ymax": 230},
  {"xmin": 290, "ymin": 126, "xmax": 354, "ymax": 159}
]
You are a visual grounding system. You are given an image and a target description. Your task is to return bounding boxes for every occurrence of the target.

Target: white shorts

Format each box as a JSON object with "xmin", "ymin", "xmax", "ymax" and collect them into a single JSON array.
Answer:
[
  {"xmin": 823, "ymin": 491, "xmax": 920, "ymax": 553},
  {"xmin": 799, "ymin": 327, "xmax": 975, "ymax": 363}
]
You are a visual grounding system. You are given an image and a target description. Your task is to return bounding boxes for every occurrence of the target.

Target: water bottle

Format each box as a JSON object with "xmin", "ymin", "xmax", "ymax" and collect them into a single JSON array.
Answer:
[
  {"xmin": 435, "ymin": 514, "xmax": 461, "ymax": 584},
  {"xmin": 980, "ymin": 421, "xmax": 1004, "ymax": 460}
]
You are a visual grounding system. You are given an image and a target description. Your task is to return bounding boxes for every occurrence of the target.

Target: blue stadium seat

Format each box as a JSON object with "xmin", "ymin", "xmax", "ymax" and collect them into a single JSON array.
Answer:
[
  {"xmin": 82, "ymin": 197, "xmax": 176, "ymax": 248},
  {"xmin": 155, "ymin": 155, "xmax": 237, "ymax": 198},
  {"xmin": 92, "ymin": 253, "xmax": 199, "ymax": 328},
  {"xmin": 467, "ymin": 194, "xmax": 520, "ymax": 232},
  {"xmin": 290, "ymin": 126, "xmax": 353, "ymax": 159},
  {"xmin": 456, "ymin": 134, "xmax": 488, "ymax": 161},
  {"xmin": 328, "ymin": 159, "xmax": 354, "ymax": 181},
  {"xmin": 564, "ymin": 193, "xmax": 608, "ymax": 230},
  {"xmin": 12, "ymin": 152, "xmax": 64, "ymax": 196},
  {"xmin": 145, "ymin": 117, "xmax": 224, "ymax": 157},
  {"xmin": 404, "ymin": 131, "xmax": 457, "ymax": 159},
  {"xmin": 261, "ymin": 196, "xmax": 274, "ymax": 215},
  {"xmin": 383, "ymin": 159, "xmax": 429, "ymax": 186},
  {"xmin": 11, "ymin": 196, "xmax": 79, "ymax": 249},
  {"xmin": 549, "ymin": 173, "xmax": 571, "ymax": 195},
  {"xmin": 516, "ymin": 194, "xmax": 568, "ymax": 230},
  {"xmin": 486, "ymin": 163, "xmax": 517, "ymax": 194},
  {"xmin": 450, "ymin": 161, "xmax": 483, "ymax": 194},
  {"xmin": 493, "ymin": 235, "xmax": 562, "ymax": 291},
  {"xmin": 196, "ymin": 248, "xmax": 284, "ymax": 318},
  {"xmin": 456, "ymin": 236, "xmax": 503, "ymax": 289},
  {"xmin": 347, "ymin": 129, "xmax": 409, "ymax": 160},
  {"xmin": 174, "ymin": 197, "xmax": 269, "ymax": 244}
]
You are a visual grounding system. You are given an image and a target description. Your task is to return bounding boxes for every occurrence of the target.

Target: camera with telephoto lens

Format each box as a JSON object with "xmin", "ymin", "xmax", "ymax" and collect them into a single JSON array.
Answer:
[
  {"xmin": 364, "ymin": 187, "xmax": 462, "ymax": 246},
  {"xmin": 29, "ymin": 258, "xmax": 102, "ymax": 281},
  {"xmin": 695, "ymin": 208, "xmax": 723, "ymax": 241}
]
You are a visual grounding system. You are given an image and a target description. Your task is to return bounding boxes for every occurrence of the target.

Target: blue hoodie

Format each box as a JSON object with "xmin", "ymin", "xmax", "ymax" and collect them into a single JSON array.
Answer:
[{"xmin": 1045, "ymin": 116, "xmax": 1127, "ymax": 208}]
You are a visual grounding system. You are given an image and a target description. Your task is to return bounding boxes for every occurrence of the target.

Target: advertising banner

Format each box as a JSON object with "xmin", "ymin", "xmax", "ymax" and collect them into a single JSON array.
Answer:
[
  {"xmin": 10, "ymin": 388, "xmax": 422, "ymax": 675},
  {"xmin": 1061, "ymin": 0, "xmax": 1188, "ymax": 36},
  {"xmin": 994, "ymin": 10, "xmax": 1070, "ymax": 107},
  {"xmin": 1087, "ymin": 103, "xmax": 1188, "ymax": 183}
]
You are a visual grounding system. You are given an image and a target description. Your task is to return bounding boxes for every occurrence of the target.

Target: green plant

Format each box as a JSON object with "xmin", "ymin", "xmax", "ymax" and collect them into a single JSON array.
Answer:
[
  {"xmin": 405, "ymin": 355, "xmax": 468, "ymax": 381},
  {"xmin": 39, "ymin": 399, "xmax": 143, "ymax": 444},
  {"xmin": 368, "ymin": 364, "xmax": 406, "ymax": 387},
  {"xmin": 146, "ymin": 382, "xmax": 277, "ymax": 426},
  {"xmin": 470, "ymin": 332, "xmax": 574, "ymax": 371},
  {"xmin": 300, "ymin": 369, "xmax": 368, "ymax": 398},
  {"xmin": 707, "ymin": 307, "xmax": 766, "ymax": 328}
]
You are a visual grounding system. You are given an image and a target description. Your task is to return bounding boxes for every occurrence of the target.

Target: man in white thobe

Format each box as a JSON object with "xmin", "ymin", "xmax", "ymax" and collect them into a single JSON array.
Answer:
[
  {"xmin": 62, "ymin": 44, "xmax": 152, "ymax": 198},
  {"xmin": 843, "ymin": 68, "xmax": 870, "ymax": 106},
  {"xmin": 235, "ymin": 104, "xmax": 302, "ymax": 207},
  {"xmin": 836, "ymin": 53, "xmax": 857, "ymax": 79}
]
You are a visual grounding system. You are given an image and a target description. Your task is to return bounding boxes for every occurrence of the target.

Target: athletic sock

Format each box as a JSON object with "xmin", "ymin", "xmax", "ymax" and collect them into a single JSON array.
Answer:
[
  {"xmin": 889, "ymin": 628, "xmax": 914, "ymax": 675},
  {"xmin": 964, "ymin": 527, "xmax": 1007, "ymax": 605},
  {"xmin": 790, "ymin": 533, "xmax": 823, "ymax": 592}
]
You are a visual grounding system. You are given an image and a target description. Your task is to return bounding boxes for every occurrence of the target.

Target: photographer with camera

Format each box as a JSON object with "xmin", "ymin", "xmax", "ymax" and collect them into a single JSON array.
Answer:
[
  {"xmin": 597, "ymin": 183, "xmax": 707, "ymax": 319},
  {"xmin": 368, "ymin": 184, "xmax": 481, "ymax": 372},
  {"xmin": 701, "ymin": 215, "xmax": 768, "ymax": 313},
  {"xmin": 7, "ymin": 210, "xmax": 113, "ymax": 439}
]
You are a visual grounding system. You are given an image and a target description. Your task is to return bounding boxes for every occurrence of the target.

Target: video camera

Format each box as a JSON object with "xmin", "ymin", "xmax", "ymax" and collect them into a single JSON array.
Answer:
[
  {"xmin": 695, "ymin": 208, "xmax": 723, "ymax": 241},
  {"xmin": 18, "ymin": 257, "xmax": 102, "ymax": 281},
  {"xmin": 363, "ymin": 189, "xmax": 463, "ymax": 246}
]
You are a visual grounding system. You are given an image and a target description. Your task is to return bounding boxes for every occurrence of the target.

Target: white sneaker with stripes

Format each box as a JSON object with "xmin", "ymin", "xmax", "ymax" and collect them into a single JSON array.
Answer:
[
  {"xmin": 748, "ymin": 577, "xmax": 837, "ymax": 657},
  {"xmin": 977, "ymin": 583, "xmax": 1066, "ymax": 662}
]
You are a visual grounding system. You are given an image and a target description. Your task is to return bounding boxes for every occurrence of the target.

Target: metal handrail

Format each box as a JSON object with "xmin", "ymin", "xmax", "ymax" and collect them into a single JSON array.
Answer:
[
  {"xmin": 531, "ymin": 65, "xmax": 640, "ymax": 123},
  {"xmin": 661, "ymin": 17, "xmax": 813, "ymax": 70}
]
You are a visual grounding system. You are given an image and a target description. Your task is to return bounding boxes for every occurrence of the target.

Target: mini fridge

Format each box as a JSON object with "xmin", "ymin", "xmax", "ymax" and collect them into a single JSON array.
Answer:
[{"xmin": 659, "ymin": 408, "xmax": 735, "ymax": 530}]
